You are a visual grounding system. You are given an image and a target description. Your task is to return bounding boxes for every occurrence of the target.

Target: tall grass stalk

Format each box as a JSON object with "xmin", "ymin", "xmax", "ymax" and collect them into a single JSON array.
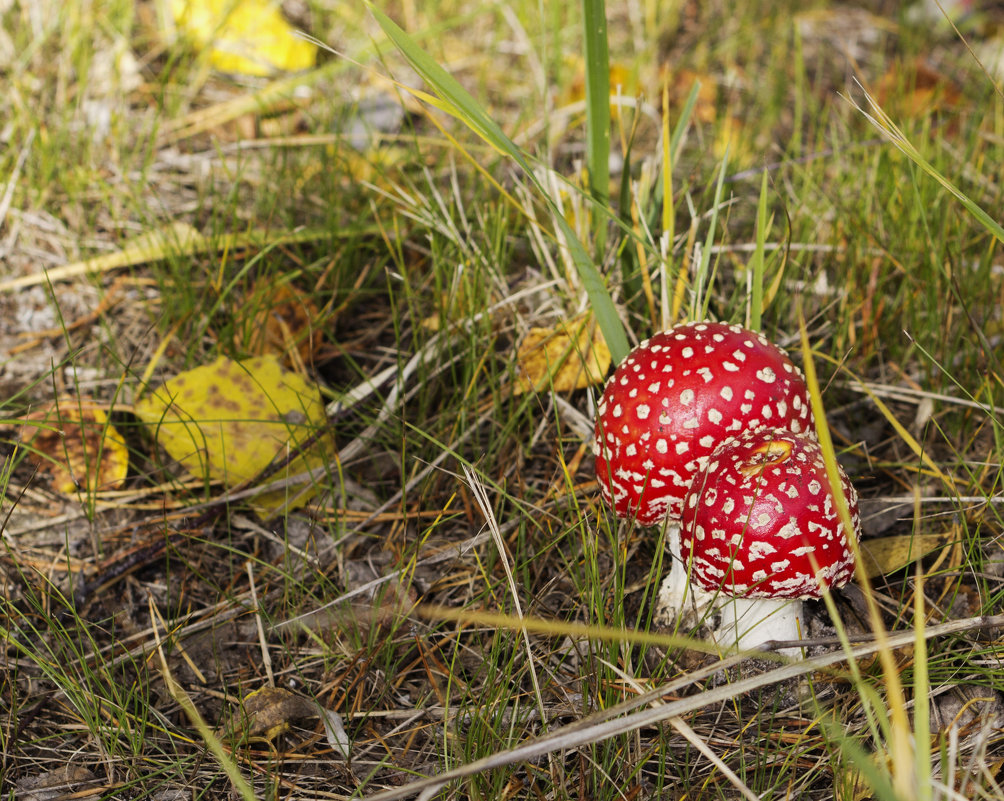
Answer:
[
  {"xmin": 800, "ymin": 320, "xmax": 916, "ymax": 798},
  {"xmin": 850, "ymin": 85, "xmax": 1004, "ymax": 245},
  {"xmin": 582, "ymin": 0, "xmax": 611, "ymax": 256},
  {"xmin": 363, "ymin": 2, "xmax": 630, "ymax": 363},
  {"xmin": 747, "ymin": 169, "xmax": 770, "ymax": 331}
]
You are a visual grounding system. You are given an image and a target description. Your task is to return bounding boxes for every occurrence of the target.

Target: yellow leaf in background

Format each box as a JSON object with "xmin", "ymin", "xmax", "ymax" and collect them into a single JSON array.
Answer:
[
  {"xmin": 20, "ymin": 398, "xmax": 129, "ymax": 495},
  {"xmin": 860, "ymin": 533, "xmax": 952, "ymax": 579},
  {"xmin": 170, "ymin": 0, "xmax": 316, "ymax": 76},
  {"xmin": 134, "ymin": 355, "xmax": 333, "ymax": 511},
  {"xmin": 515, "ymin": 314, "xmax": 611, "ymax": 395}
]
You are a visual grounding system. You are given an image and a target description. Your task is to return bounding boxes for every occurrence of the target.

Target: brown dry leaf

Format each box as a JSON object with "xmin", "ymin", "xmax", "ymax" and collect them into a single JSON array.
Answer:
[
  {"xmin": 239, "ymin": 687, "xmax": 350, "ymax": 756},
  {"xmin": 514, "ymin": 314, "xmax": 610, "ymax": 395},
  {"xmin": 20, "ymin": 397, "xmax": 129, "ymax": 494},
  {"xmin": 859, "ymin": 533, "xmax": 952, "ymax": 579},
  {"xmin": 660, "ymin": 67, "xmax": 717, "ymax": 123},
  {"xmin": 243, "ymin": 281, "xmax": 325, "ymax": 365},
  {"xmin": 15, "ymin": 766, "xmax": 99, "ymax": 801},
  {"xmin": 241, "ymin": 687, "xmax": 317, "ymax": 741},
  {"xmin": 874, "ymin": 58, "xmax": 962, "ymax": 118}
]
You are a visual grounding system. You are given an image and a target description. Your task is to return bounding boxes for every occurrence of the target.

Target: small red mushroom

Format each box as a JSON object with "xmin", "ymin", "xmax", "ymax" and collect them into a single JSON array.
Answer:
[
  {"xmin": 593, "ymin": 321, "xmax": 814, "ymax": 526},
  {"xmin": 679, "ymin": 428, "xmax": 860, "ymax": 652}
]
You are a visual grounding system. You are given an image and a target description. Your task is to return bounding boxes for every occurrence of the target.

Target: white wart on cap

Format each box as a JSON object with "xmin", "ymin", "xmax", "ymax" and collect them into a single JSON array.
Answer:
[
  {"xmin": 594, "ymin": 321, "xmax": 814, "ymax": 526},
  {"xmin": 680, "ymin": 428, "xmax": 860, "ymax": 600}
]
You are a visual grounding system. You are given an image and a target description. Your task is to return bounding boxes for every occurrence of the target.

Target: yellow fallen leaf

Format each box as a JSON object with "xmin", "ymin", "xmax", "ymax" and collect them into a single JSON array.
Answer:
[
  {"xmin": 860, "ymin": 533, "xmax": 951, "ymax": 579},
  {"xmin": 134, "ymin": 355, "xmax": 333, "ymax": 510},
  {"xmin": 20, "ymin": 397, "xmax": 129, "ymax": 495},
  {"xmin": 171, "ymin": 0, "xmax": 316, "ymax": 76},
  {"xmin": 514, "ymin": 314, "xmax": 611, "ymax": 395}
]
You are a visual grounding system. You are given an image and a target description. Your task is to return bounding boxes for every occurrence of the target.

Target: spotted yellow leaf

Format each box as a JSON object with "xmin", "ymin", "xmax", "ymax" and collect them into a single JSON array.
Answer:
[
  {"xmin": 134, "ymin": 355, "xmax": 333, "ymax": 510},
  {"xmin": 515, "ymin": 314, "xmax": 610, "ymax": 395},
  {"xmin": 170, "ymin": 0, "xmax": 316, "ymax": 76},
  {"xmin": 20, "ymin": 397, "xmax": 129, "ymax": 495}
]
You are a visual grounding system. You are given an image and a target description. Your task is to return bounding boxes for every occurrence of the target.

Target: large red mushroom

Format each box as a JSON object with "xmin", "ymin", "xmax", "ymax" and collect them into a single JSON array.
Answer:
[
  {"xmin": 593, "ymin": 321, "xmax": 814, "ymax": 526},
  {"xmin": 680, "ymin": 428, "xmax": 860, "ymax": 652}
]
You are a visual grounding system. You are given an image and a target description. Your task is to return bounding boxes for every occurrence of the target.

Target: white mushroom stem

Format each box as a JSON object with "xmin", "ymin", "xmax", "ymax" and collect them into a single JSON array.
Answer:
[
  {"xmin": 715, "ymin": 596, "xmax": 806, "ymax": 657},
  {"xmin": 654, "ymin": 524, "xmax": 719, "ymax": 628}
]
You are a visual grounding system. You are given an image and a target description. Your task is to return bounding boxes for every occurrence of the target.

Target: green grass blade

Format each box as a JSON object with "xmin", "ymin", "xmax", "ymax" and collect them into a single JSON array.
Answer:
[
  {"xmin": 823, "ymin": 716, "xmax": 900, "ymax": 801},
  {"xmin": 364, "ymin": 2, "xmax": 629, "ymax": 362},
  {"xmin": 669, "ymin": 81, "xmax": 700, "ymax": 164},
  {"xmin": 912, "ymin": 543, "xmax": 933, "ymax": 801},
  {"xmin": 852, "ymin": 87, "xmax": 1004, "ymax": 244},
  {"xmin": 696, "ymin": 148, "xmax": 730, "ymax": 320},
  {"xmin": 747, "ymin": 169, "xmax": 769, "ymax": 331},
  {"xmin": 582, "ymin": 0, "xmax": 611, "ymax": 252},
  {"xmin": 366, "ymin": 5, "xmax": 522, "ymax": 164}
]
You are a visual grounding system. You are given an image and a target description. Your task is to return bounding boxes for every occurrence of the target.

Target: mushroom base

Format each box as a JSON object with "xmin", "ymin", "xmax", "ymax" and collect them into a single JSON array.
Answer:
[
  {"xmin": 653, "ymin": 524, "xmax": 807, "ymax": 656},
  {"xmin": 716, "ymin": 596, "xmax": 806, "ymax": 656}
]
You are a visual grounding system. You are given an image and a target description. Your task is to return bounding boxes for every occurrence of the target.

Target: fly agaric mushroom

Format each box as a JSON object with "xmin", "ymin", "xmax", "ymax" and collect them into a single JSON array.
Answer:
[
  {"xmin": 593, "ymin": 321, "xmax": 815, "ymax": 623},
  {"xmin": 680, "ymin": 428, "xmax": 860, "ymax": 653},
  {"xmin": 593, "ymin": 321, "xmax": 814, "ymax": 525}
]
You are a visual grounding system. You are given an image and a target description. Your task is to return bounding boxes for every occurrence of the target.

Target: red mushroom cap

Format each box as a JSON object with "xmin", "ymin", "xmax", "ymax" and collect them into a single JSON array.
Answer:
[
  {"xmin": 594, "ymin": 321, "xmax": 813, "ymax": 526},
  {"xmin": 680, "ymin": 428, "xmax": 859, "ymax": 600}
]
